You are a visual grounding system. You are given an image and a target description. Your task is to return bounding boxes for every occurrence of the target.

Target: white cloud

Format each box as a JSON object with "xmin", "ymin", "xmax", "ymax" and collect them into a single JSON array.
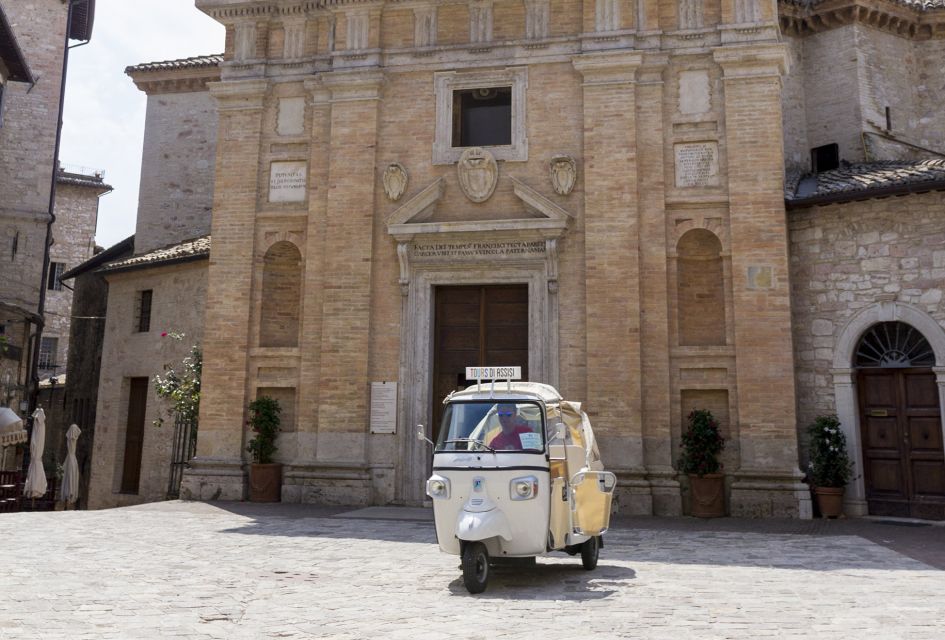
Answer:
[{"xmin": 59, "ymin": 0, "xmax": 224, "ymax": 249}]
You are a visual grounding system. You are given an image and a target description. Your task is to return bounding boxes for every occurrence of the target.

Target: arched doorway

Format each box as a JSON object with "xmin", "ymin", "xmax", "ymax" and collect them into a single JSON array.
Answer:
[{"xmin": 855, "ymin": 322, "xmax": 945, "ymax": 519}]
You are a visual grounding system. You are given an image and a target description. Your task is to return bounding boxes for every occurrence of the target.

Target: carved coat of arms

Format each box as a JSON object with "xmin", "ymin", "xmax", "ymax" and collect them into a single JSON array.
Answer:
[
  {"xmin": 457, "ymin": 147, "xmax": 498, "ymax": 203},
  {"xmin": 383, "ymin": 163, "xmax": 408, "ymax": 201},
  {"xmin": 550, "ymin": 154, "xmax": 577, "ymax": 196}
]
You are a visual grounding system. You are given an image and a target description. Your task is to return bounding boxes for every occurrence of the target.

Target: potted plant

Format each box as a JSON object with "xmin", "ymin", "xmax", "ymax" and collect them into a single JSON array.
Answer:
[
  {"xmin": 246, "ymin": 396, "xmax": 282, "ymax": 502},
  {"xmin": 678, "ymin": 409, "xmax": 726, "ymax": 518},
  {"xmin": 807, "ymin": 414, "xmax": 853, "ymax": 518}
]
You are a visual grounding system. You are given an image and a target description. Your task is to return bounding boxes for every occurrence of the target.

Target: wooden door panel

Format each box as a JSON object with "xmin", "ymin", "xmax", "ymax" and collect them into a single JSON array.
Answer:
[
  {"xmin": 911, "ymin": 461, "xmax": 945, "ymax": 497},
  {"xmin": 120, "ymin": 377, "xmax": 149, "ymax": 494},
  {"xmin": 903, "ymin": 372, "xmax": 938, "ymax": 408},
  {"xmin": 861, "ymin": 374, "xmax": 897, "ymax": 406},
  {"xmin": 868, "ymin": 459, "xmax": 906, "ymax": 494},
  {"xmin": 863, "ymin": 416, "xmax": 900, "ymax": 452},
  {"xmin": 908, "ymin": 417, "xmax": 943, "ymax": 453}
]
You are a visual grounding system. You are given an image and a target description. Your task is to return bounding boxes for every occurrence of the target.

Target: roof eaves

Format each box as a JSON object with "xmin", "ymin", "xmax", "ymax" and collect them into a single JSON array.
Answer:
[
  {"xmin": 0, "ymin": 5, "xmax": 34, "ymax": 83},
  {"xmin": 61, "ymin": 235, "xmax": 135, "ymax": 280},
  {"xmin": 785, "ymin": 178, "xmax": 945, "ymax": 209},
  {"xmin": 98, "ymin": 251, "xmax": 209, "ymax": 276}
]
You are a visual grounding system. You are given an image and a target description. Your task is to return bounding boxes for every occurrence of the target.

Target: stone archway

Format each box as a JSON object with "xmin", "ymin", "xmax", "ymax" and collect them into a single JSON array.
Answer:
[{"xmin": 831, "ymin": 302, "xmax": 945, "ymax": 516}]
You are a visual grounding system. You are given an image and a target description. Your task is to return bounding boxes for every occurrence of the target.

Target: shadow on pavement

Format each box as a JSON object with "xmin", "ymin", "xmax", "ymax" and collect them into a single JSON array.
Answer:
[{"xmin": 446, "ymin": 563, "xmax": 637, "ymax": 601}]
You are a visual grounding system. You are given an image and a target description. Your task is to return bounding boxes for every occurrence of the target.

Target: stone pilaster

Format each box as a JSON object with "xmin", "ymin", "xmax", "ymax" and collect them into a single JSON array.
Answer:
[
  {"xmin": 573, "ymin": 51, "xmax": 649, "ymax": 514},
  {"xmin": 181, "ymin": 79, "xmax": 268, "ymax": 502},
  {"xmin": 636, "ymin": 54, "xmax": 681, "ymax": 516},
  {"xmin": 313, "ymin": 70, "xmax": 384, "ymax": 469},
  {"xmin": 714, "ymin": 45, "xmax": 809, "ymax": 518}
]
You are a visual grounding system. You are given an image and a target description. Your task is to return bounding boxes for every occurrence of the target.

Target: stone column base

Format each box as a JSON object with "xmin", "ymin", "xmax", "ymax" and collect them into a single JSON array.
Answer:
[
  {"xmin": 647, "ymin": 468, "xmax": 682, "ymax": 516},
  {"xmin": 613, "ymin": 468, "xmax": 654, "ymax": 515},
  {"xmin": 282, "ymin": 463, "xmax": 373, "ymax": 506},
  {"xmin": 729, "ymin": 468, "xmax": 812, "ymax": 519},
  {"xmin": 180, "ymin": 457, "xmax": 246, "ymax": 502}
]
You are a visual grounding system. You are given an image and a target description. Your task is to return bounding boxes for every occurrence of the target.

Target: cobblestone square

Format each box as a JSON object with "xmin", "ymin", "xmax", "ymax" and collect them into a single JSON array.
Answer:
[{"xmin": 1, "ymin": 502, "xmax": 943, "ymax": 639}]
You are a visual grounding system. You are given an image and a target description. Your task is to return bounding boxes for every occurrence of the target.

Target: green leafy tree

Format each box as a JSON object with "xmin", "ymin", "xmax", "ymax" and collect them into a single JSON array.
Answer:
[
  {"xmin": 807, "ymin": 415, "xmax": 853, "ymax": 488},
  {"xmin": 677, "ymin": 409, "xmax": 725, "ymax": 476},
  {"xmin": 247, "ymin": 396, "xmax": 281, "ymax": 464},
  {"xmin": 153, "ymin": 331, "xmax": 201, "ymax": 427}
]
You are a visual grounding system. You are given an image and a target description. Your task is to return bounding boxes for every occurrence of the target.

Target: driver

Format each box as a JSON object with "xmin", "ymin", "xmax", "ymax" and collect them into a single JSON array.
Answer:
[{"xmin": 488, "ymin": 404, "xmax": 533, "ymax": 450}]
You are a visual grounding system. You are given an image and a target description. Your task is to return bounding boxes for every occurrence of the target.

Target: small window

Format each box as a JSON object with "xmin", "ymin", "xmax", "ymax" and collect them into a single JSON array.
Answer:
[
  {"xmin": 46, "ymin": 262, "xmax": 65, "ymax": 291},
  {"xmin": 452, "ymin": 87, "xmax": 512, "ymax": 148},
  {"xmin": 811, "ymin": 143, "xmax": 839, "ymax": 173},
  {"xmin": 38, "ymin": 337, "xmax": 58, "ymax": 369},
  {"xmin": 135, "ymin": 290, "xmax": 153, "ymax": 333}
]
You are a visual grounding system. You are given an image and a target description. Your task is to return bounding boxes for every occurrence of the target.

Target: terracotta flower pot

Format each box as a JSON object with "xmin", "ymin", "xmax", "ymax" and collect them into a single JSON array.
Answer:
[
  {"xmin": 689, "ymin": 473, "xmax": 725, "ymax": 518},
  {"xmin": 814, "ymin": 486, "xmax": 844, "ymax": 518},
  {"xmin": 249, "ymin": 463, "xmax": 282, "ymax": 502}
]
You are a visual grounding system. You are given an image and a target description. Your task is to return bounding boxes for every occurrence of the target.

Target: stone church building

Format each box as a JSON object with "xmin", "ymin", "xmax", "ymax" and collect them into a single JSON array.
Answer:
[{"xmin": 88, "ymin": 0, "xmax": 945, "ymax": 519}]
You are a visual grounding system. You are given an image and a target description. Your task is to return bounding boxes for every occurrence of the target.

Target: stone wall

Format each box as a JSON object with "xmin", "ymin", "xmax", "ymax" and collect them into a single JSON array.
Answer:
[
  {"xmin": 134, "ymin": 90, "xmax": 218, "ymax": 255},
  {"xmin": 41, "ymin": 178, "xmax": 107, "ymax": 380},
  {"xmin": 87, "ymin": 260, "xmax": 207, "ymax": 510},
  {"xmin": 789, "ymin": 190, "xmax": 945, "ymax": 447}
]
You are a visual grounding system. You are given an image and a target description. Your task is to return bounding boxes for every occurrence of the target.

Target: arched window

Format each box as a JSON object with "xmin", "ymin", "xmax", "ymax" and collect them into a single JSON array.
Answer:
[
  {"xmin": 676, "ymin": 229, "xmax": 725, "ymax": 346},
  {"xmin": 259, "ymin": 241, "xmax": 302, "ymax": 348},
  {"xmin": 855, "ymin": 322, "xmax": 934, "ymax": 368}
]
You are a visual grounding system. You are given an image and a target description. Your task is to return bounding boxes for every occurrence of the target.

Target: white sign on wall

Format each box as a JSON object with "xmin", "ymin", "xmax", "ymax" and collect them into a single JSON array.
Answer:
[
  {"xmin": 370, "ymin": 381, "xmax": 398, "ymax": 434},
  {"xmin": 269, "ymin": 161, "xmax": 307, "ymax": 202}
]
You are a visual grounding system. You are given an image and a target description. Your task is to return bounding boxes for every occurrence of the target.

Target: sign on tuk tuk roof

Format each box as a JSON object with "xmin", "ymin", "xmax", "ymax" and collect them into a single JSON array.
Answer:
[{"xmin": 450, "ymin": 382, "xmax": 563, "ymax": 404}]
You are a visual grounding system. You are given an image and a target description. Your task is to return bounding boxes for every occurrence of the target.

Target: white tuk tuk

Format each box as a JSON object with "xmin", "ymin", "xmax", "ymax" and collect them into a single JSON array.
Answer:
[{"xmin": 421, "ymin": 369, "xmax": 617, "ymax": 593}]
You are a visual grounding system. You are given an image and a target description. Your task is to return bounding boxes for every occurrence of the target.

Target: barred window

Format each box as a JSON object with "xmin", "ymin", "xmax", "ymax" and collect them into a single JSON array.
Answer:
[
  {"xmin": 135, "ymin": 290, "xmax": 153, "ymax": 333},
  {"xmin": 39, "ymin": 337, "xmax": 59, "ymax": 369}
]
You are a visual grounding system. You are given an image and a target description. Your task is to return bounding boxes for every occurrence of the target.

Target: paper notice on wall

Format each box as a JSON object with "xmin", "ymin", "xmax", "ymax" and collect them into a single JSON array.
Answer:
[{"xmin": 370, "ymin": 382, "xmax": 398, "ymax": 434}]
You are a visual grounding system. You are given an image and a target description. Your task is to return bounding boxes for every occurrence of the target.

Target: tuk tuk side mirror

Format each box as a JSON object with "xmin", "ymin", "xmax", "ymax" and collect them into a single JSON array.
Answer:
[
  {"xmin": 553, "ymin": 423, "xmax": 567, "ymax": 443},
  {"xmin": 417, "ymin": 425, "xmax": 435, "ymax": 446}
]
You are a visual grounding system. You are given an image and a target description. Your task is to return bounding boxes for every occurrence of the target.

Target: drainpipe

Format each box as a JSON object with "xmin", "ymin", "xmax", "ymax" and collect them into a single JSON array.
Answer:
[{"xmin": 25, "ymin": 0, "xmax": 91, "ymax": 463}]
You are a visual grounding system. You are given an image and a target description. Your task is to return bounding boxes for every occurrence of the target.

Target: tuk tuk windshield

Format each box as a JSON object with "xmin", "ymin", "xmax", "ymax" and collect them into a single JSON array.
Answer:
[{"xmin": 436, "ymin": 401, "xmax": 545, "ymax": 452}]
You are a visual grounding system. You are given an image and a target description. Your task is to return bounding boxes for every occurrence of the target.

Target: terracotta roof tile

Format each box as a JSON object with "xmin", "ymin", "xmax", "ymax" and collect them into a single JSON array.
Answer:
[
  {"xmin": 99, "ymin": 235, "xmax": 210, "ymax": 274},
  {"xmin": 786, "ymin": 160, "xmax": 945, "ymax": 205},
  {"xmin": 125, "ymin": 54, "xmax": 223, "ymax": 75}
]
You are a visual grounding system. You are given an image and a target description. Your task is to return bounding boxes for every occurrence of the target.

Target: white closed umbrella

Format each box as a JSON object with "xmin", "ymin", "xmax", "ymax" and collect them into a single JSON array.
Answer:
[
  {"xmin": 23, "ymin": 408, "xmax": 47, "ymax": 499},
  {"xmin": 60, "ymin": 423, "xmax": 81, "ymax": 506}
]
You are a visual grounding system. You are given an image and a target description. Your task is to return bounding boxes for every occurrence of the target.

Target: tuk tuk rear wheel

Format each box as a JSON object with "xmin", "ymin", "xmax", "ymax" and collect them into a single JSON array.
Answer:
[
  {"xmin": 581, "ymin": 536, "xmax": 599, "ymax": 570},
  {"xmin": 462, "ymin": 542, "xmax": 490, "ymax": 594}
]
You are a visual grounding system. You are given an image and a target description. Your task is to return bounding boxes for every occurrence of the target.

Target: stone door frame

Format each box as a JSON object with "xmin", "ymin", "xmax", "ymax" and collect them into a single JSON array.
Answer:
[
  {"xmin": 396, "ymin": 257, "xmax": 559, "ymax": 505},
  {"xmin": 831, "ymin": 301, "xmax": 945, "ymax": 516}
]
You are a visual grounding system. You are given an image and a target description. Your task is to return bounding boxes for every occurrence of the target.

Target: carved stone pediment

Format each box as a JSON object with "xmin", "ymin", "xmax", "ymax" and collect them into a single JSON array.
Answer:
[{"xmin": 386, "ymin": 175, "xmax": 572, "ymax": 242}]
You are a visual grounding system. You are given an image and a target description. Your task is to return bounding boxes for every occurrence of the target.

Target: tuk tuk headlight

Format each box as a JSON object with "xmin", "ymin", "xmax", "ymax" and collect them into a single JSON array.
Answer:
[
  {"xmin": 510, "ymin": 476, "xmax": 538, "ymax": 501},
  {"xmin": 426, "ymin": 475, "xmax": 450, "ymax": 499}
]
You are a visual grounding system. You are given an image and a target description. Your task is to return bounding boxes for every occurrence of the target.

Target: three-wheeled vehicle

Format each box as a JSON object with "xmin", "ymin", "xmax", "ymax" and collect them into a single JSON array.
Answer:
[{"xmin": 420, "ymin": 369, "xmax": 617, "ymax": 593}]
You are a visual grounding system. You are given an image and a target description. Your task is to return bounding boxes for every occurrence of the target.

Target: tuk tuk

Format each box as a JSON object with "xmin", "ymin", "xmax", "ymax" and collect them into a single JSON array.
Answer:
[{"xmin": 420, "ymin": 368, "xmax": 617, "ymax": 593}]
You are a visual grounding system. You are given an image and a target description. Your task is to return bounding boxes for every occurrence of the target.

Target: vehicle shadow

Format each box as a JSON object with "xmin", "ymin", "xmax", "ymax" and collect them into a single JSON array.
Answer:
[{"xmin": 446, "ymin": 562, "xmax": 637, "ymax": 600}]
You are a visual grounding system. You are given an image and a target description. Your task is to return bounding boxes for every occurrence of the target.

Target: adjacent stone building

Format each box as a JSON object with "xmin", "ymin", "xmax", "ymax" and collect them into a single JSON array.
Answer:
[{"xmin": 0, "ymin": 0, "xmax": 97, "ymax": 472}]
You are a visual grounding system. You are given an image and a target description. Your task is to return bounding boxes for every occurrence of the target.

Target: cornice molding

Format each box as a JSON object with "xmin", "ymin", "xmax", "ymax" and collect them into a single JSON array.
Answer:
[{"xmin": 779, "ymin": 0, "xmax": 945, "ymax": 39}]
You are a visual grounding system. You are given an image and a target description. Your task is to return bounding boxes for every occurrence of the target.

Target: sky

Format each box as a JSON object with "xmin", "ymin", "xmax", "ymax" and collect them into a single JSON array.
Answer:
[{"xmin": 59, "ymin": 0, "xmax": 224, "ymax": 249}]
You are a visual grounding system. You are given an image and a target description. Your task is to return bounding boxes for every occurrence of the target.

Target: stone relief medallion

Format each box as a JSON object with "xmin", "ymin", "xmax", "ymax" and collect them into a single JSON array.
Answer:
[
  {"xmin": 383, "ymin": 163, "xmax": 409, "ymax": 202},
  {"xmin": 457, "ymin": 147, "xmax": 498, "ymax": 203},
  {"xmin": 550, "ymin": 154, "xmax": 577, "ymax": 196}
]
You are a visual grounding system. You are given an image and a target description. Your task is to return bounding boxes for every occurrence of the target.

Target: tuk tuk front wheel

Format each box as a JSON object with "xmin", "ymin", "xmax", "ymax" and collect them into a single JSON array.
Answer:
[
  {"xmin": 581, "ymin": 536, "xmax": 600, "ymax": 570},
  {"xmin": 461, "ymin": 542, "xmax": 490, "ymax": 594}
]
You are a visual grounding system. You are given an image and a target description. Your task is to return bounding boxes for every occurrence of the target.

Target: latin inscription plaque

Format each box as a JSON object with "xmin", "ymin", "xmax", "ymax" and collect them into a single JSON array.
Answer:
[
  {"xmin": 370, "ymin": 382, "xmax": 398, "ymax": 434},
  {"xmin": 269, "ymin": 161, "xmax": 307, "ymax": 203},
  {"xmin": 411, "ymin": 240, "xmax": 546, "ymax": 260},
  {"xmin": 674, "ymin": 142, "xmax": 719, "ymax": 188}
]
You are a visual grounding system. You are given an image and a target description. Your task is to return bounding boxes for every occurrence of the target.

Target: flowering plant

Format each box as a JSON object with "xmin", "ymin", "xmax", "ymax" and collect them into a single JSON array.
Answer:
[
  {"xmin": 807, "ymin": 415, "xmax": 853, "ymax": 488},
  {"xmin": 246, "ymin": 396, "xmax": 281, "ymax": 464},
  {"xmin": 153, "ymin": 331, "xmax": 202, "ymax": 428},
  {"xmin": 677, "ymin": 409, "xmax": 725, "ymax": 477}
]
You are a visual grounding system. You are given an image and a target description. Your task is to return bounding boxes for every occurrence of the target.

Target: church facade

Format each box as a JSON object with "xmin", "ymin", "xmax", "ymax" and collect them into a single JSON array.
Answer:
[{"xmin": 165, "ymin": 0, "xmax": 945, "ymax": 518}]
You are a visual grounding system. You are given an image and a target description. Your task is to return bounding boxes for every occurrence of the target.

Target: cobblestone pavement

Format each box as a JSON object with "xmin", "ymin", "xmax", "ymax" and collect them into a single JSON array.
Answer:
[{"xmin": 1, "ymin": 502, "xmax": 943, "ymax": 640}]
